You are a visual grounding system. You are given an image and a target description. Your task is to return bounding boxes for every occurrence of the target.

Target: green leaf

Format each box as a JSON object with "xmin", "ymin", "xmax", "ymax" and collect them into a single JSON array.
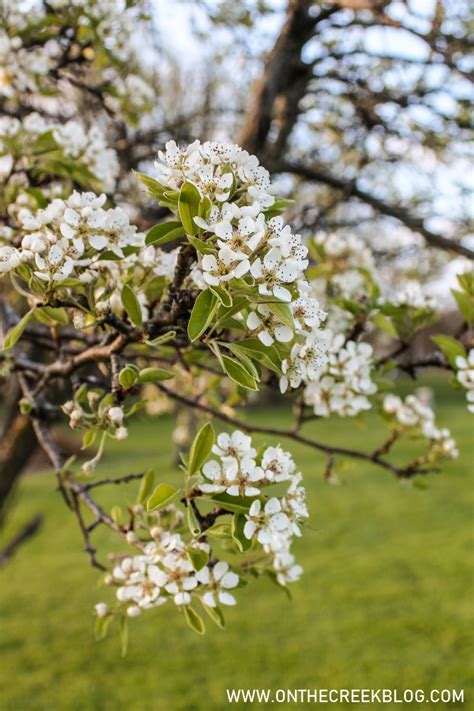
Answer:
[
  {"xmin": 431, "ymin": 335, "xmax": 466, "ymax": 368},
  {"xmin": 178, "ymin": 182, "xmax": 201, "ymax": 235},
  {"xmin": 138, "ymin": 367, "xmax": 175, "ymax": 383},
  {"xmin": 187, "ymin": 288, "xmax": 218, "ymax": 342},
  {"xmin": 94, "ymin": 615, "xmax": 112, "ymax": 641},
  {"xmin": 111, "ymin": 506, "xmax": 123, "ymax": 525},
  {"xmin": 210, "ymin": 285, "xmax": 233, "ymax": 307},
  {"xmin": 2, "ymin": 310, "xmax": 34, "ymax": 351},
  {"xmin": 187, "ymin": 234, "xmax": 216, "ymax": 254},
  {"xmin": 146, "ymin": 331, "xmax": 176, "ymax": 347},
  {"xmin": 98, "ymin": 393, "xmax": 114, "ymax": 417},
  {"xmin": 120, "ymin": 616, "xmax": 129, "ymax": 657},
  {"xmin": 215, "ymin": 297, "xmax": 248, "ymax": 326},
  {"xmin": 119, "ymin": 365, "xmax": 139, "ymax": 390},
  {"xmin": 186, "ymin": 545, "xmax": 208, "ymax": 571},
  {"xmin": 206, "ymin": 492, "xmax": 254, "ymax": 514},
  {"xmin": 230, "ymin": 348, "xmax": 260, "ymax": 381},
  {"xmin": 457, "ymin": 271, "xmax": 474, "ymax": 296},
  {"xmin": 265, "ymin": 301, "xmax": 294, "ymax": 330},
  {"xmin": 232, "ymin": 513, "xmax": 252, "ymax": 552},
  {"xmin": 132, "ymin": 171, "xmax": 168, "ymax": 200},
  {"xmin": 145, "ymin": 221, "xmax": 185, "ymax": 247},
  {"xmin": 221, "ymin": 355, "xmax": 258, "ymax": 391},
  {"xmin": 183, "ymin": 606, "xmax": 205, "ymax": 635},
  {"xmin": 372, "ymin": 313, "xmax": 398, "ymax": 338},
  {"xmin": 137, "ymin": 468, "xmax": 155, "ymax": 505},
  {"xmin": 451, "ymin": 288, "xmax": 474, "ymax": 325},
  {"xmin": 186, "ymin": 504, "xmax": 201, "ymax": 537},
  {"xmin": 81, "ymin": 428, "xmax": 97, "ymax": 450},
  {"xmin": 121, "ymin": 284, "xmax": 142, "ymax": 327},
  {"xmin": 204, "ymin": 521, "xmax": 232, "ymax": 539},
  {"xmin": 35, "ymin": 306, "xmax": 69, "ymax": 326},
  {"xmin": 146, "ymin": 483, "xmax": 181, "ymax": 511},
  {"xmin": 188, "ymin": 422, "xmax": 215, "ymax": 475},
  {"xmin": 228, "ymin": 338, "xmax": 281, "ymax": 374},
  {"xmin": 199, "ymin": 599, "xmax": 225, "ymax": 629}
]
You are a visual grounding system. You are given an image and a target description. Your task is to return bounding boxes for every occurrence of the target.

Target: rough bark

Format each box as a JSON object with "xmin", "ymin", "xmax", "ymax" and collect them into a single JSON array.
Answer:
[
  {"xmin": 0, "ymin": 410, "xmax": 37, "ymax": 519},
  {"xmin": 238, "ymin": 0, "xmax": 320, "ymax": 157}
]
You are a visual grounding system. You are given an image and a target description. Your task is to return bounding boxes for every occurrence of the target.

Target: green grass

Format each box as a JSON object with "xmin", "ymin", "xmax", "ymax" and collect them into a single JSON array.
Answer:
[{"xmin": 0, "ymin": 376, "xmax": 472, "ymax": 710}]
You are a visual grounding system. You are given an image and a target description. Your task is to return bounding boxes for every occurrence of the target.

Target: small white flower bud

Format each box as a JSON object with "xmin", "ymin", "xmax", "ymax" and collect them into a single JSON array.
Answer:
[
  {"xmin": 125, "ymin": 531, "xmax": 137, "ymax": 544},
  {"xmin": 95, "ymin": 299, "xmax": 110, "ymax": 316},
  {"xmin": 108, "ymin": 406, "xmax": 124, "ymax": 426},
  {"xmin": 87, "ymin": 391, "xmax": 100, "ymax": 407},
  {"xmin": 150, "ymin": 526, "xmax": 162, "ymax": 539},
  {"xmin": 127, "ymin": 605, "xmax": 141, "ymax": 618},
  {"xmin": 69, "ymin": 408, "xmax": 84, "ymax": 429},
  {"xmin": 115, "ymin": 426, "xmax": 128, "ymax": 440},
  {"xmin": 95, "ymin": 603, "xmax": 109, "ymax": 618},
  {"xmin": 79, "ymin": 272, "xmax": 94, "ymax": 284},
  {"xmin": 62, "ymin": 400, "xmax": 75, "ymax": 415},
  {"xmin": 104, "ymin": 574, "xmax": 113, "ymax": 586},
  {"xmin": 19, "ymin": 250, "xmax": 33, "ymax": 262},
  {"xmin": 73, "ymin": 312, "xmax": 86, "ymax": 329},
  {"xmin": 82, "ymin": 459, "xmax": 96, "ymax": 475}
]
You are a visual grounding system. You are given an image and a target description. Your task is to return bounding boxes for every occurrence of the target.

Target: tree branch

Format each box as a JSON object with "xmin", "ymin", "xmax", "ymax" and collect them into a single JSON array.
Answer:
[{"xmin": 275, "ymin": 160, "xmax": 474, "ymax": 259}]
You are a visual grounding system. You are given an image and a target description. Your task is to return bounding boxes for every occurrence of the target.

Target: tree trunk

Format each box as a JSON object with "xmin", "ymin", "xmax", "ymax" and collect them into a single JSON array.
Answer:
[{"xmin": 0, "ymin": 409, "xmax": 37, "ymax": 520}]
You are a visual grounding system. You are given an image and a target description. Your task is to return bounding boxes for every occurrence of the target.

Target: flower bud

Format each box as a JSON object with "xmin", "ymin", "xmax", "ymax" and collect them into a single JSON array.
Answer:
[
  {"xmin": 82, "ymin": 459, "xmax": 96, "ymax": 475},
  {"xmin": 115, "ymin": 426, "xmax": 128, "ymax": 440},
  {"xmin": 108, "ymin": 406, "xmax": 124, "ymax": 426},
  {"xmin": 73, "ymin": 311, "xmax": 86, "ymax": 329},
  {"xmin": 95, "ymin": 299, "xmax": 110, "ymax": 316},
  {"xmin": 127, "ymin": 605, "xmax": 141, "ymax": 618},
  {"xmin": 125, "ymin": 531, "xmax": 137, "ymax": 544},
  {"xmin": 61, "ymin": 400, "xmax": 75, "ymax": 415},
  {"xmin": 95, "ymin": 603, "xmax": 109, "ymax": 618},
  {"xmin": 87, "ymin": 391, "xmax": 100, "ymax": 407}
]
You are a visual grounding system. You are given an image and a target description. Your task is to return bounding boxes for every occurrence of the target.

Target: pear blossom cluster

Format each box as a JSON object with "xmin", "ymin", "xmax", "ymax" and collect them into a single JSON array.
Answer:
[
  {"xmin": 156, "ymin": 140, "xmax": 275, "ymax": 209},
  {"xmin": 390, "ymin": 281, "xmax": 437, "ymax": 311},
  {"xmin": 92, "ymin": 430, "xmax": 307, "ymax": 630},
  {"xmin": 199, "ymin": 430, "xmax": 308, "ymax": 585},
  {"xmin": 0, "ymin": 29, "xmax": 55, "ymax": 100},
  {"xmin": 302, "ymin": 335, "xmax": 377, "ymax": 417},
  {"xmin": 152, "ymin": 140, "xmax": 332, "ymax": 378},
  {"xmin": 1, "ymin": 0, "xmax": 153, "ymax": 113},
  {"xmin": 100, "ymin": 529, "xmax": 239, "ymax": 619},
  {"xmin": 312, "ymin": 232, "xmax": 375, "ymax": 302},
  {"xmin": 46, "ymin": 0, "xmax": 143, "ymax": 63},
  {"xmin": 95, "ymin": 513, "xmax": 239, "ymax": 620},
  {"xmin": 454, "ymin": 350, "xmax": 474, "ymax": 413},
  {"xmin": 0, "ymin": 192, "xmax": 143, "ymax": 285},
  {"xmin": 313, "ymin": 232, "xmax": 376, "ymax": 275},
  {"xmin": 154, "ymin": 141, "xmax": 310, "ymax": 298},
  {"xmin": 62, "ymin": 395, "xmax": 129, "ymax": 474},
  {"xmin": 62, "ymin": 399, "xmax": 128, "ymax": 441},
  {"xmin": 383, "ymin": 393, "xmax": 458, "ymax": 459},
  {"xmin": 0, "ymin": 113, "xmax": 119, "ymax": 192},
  {"xmin": 115, "ymin": 74, "xmax": 155, "ymax": 112}
]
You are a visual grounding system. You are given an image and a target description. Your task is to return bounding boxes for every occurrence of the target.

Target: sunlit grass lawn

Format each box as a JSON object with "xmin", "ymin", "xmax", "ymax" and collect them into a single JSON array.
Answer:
[{"xmin": 0, "ymin": 376, "xmax": 473, "ymax": 710}]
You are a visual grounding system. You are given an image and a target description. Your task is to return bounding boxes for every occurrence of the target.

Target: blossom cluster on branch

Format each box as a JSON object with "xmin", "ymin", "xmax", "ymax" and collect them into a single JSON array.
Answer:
[
  {"xmin": 93, "ymin": 425, "xmax": 306, "ymax": 637},
  {"xmin": 0, "ymin": 134, "xmax": 472, "ymax": 650}
]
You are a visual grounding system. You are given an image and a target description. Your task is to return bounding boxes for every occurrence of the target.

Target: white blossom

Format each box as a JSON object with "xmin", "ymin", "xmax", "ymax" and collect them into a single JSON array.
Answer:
[
  {"xmin": 455, "ymin": 350, "xmax": 474, "ymax": 413},
  {"xmin": 244, "ymin": 498, "xmax": 290, "ymax": 544},
  {"xmin": 196, "ymin": 562, "xmax": 239, "ymax": 607},
  {"xmin": 247, "ymin": 305, "xmax": 293, "ymax": 346},
  {"xmin": 113, "ymin": 556, "xmax": 168, "ymax": 611}
]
